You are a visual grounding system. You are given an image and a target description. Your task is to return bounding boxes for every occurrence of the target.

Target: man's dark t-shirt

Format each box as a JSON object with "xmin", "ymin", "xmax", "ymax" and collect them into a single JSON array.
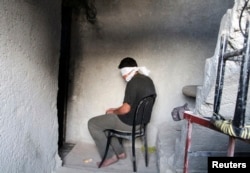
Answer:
[{"xmin": 118, "ymin": 73, "xmax": 156, "ymax": 125}]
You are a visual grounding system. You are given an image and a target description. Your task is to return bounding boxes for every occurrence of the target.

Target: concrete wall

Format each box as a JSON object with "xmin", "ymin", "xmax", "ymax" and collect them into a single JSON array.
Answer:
[
  {"xmin": 0, "ymin": 0, "xmax": 61, "ymax": 172},
  {"xmin": 66, "ymin": 0, "xmax": 234, "ymax": 147}
]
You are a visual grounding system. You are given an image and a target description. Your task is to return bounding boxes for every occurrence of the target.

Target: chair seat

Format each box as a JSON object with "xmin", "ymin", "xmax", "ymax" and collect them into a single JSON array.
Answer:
[{"xmin": 104, "ymin": 128, "xmax": 145, "ymax": 140}]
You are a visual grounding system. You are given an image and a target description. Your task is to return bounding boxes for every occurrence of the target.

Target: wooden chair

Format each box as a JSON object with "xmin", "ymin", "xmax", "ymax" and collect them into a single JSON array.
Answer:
[{"xmin": 98, "ymin": 94, "xmax": 157, "ymax": 172}]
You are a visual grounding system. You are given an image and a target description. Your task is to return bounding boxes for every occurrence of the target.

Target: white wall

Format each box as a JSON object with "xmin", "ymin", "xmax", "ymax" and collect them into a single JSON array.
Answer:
[
  {"xmin": 66, "ymin": 0, "xmax": 234, "ymax": 146},
  {"xmin": 0, "ymin": 1, "xmax": 61, "ymax": 172}
]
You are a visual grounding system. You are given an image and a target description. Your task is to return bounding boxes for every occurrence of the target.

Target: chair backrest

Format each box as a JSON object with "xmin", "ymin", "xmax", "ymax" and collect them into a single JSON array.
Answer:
[{"xmin": 134, "ymin": 94, "xmax": 157, "ymax": 126}]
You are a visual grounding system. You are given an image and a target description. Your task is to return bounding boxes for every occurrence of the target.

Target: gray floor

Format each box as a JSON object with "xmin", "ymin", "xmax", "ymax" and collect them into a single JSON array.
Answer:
[{"xmin": 56, "ymin": 142, "xmax": 159, "ymax": 173}]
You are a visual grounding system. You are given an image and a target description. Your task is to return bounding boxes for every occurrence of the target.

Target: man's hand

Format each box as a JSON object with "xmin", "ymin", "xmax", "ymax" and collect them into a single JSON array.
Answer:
[
  {"xmin": 105, "ymin": 108, "xmax": 116, "ymax": 114},
  {"xmin": 105, "ymin": 103, "xmax": 131, "ymax": 115}
]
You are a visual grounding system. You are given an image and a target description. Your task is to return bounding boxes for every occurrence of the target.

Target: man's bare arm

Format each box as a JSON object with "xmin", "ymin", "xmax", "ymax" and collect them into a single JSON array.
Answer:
[{"xmin": 106, "ymin": 103, "xmax": 131, "ymax": 115}]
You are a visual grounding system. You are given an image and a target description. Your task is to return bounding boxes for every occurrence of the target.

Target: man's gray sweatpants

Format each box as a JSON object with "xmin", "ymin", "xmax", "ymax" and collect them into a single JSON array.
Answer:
[{"xmin": 88, "ymin": 114, "xmax": 132, "ymax": 159}]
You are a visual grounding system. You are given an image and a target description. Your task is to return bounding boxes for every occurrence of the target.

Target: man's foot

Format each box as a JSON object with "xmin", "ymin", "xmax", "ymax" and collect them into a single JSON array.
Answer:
[
  {"xmin": 97, "ymin": 155, "xmax": 118, "ymax": 168},
  {"xmin": 117, "ymin": 152, "xmax": 126, "ymax": 159}
]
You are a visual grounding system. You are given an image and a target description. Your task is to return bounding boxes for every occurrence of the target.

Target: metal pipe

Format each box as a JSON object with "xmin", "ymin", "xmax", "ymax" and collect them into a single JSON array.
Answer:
[
  {"xmin": 213, "ymin": 35, "xmax": 227, "ymax": 115},
  {"xmin": 233, "ymin": 20, "xmax": 250, "ymax": 128}
]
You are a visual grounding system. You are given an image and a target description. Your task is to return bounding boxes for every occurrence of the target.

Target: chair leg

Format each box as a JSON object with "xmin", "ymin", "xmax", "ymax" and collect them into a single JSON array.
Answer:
[
  {"xmin": 132, "ymin": 135, "xmax": 137, "ymax": 172},
  {"xmin": 99, "ymin": 132, "xmax": 112, "ymax": 168},
  {"xmin": 144, "ymin": 133, "xmax": 148, "ymax": 167}
]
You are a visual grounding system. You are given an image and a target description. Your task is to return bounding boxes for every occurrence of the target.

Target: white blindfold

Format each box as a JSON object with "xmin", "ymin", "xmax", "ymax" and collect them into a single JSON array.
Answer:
[{"xmin": 120, "ymin": 67, "xmax": 150, "ymax": 82}]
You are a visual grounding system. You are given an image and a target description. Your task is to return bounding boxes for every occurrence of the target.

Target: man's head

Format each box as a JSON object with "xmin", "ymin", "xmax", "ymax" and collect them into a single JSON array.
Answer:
[
  {"xmin": 118, "ymin": 57, "xmax": 138, "ymax": 82},
  {"xmin": 118, "ymin": 57, "xmax": 150, "ymax": 82},
  {"xmin": 118, "ymin": 57, "xmax": 138, "ymax": 69}
]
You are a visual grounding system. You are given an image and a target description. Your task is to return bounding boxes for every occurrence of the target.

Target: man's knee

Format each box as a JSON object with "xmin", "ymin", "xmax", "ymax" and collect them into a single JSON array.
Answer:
[{"xmin": 88, "ymin": 117, "xmax": 95, "ymax": 130}]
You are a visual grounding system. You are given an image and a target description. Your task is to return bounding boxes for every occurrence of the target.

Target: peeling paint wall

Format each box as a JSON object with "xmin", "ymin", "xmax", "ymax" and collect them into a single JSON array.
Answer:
[
  {"xmin": 0, "ymin": 0, "xmax": 61, "ymax": 172},
  {"xmin": 66, "ymin": 0, "xmax": 234, "ymax": 147}
]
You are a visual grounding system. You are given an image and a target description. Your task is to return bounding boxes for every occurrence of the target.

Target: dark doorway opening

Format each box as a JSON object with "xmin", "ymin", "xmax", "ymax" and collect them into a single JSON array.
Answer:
[
  {"xmin": 57, "ymin": 0, "xmax": 97, "ymax": 161},
  {"xmin": 57, "ymin": 4, "xmax": 72, "ymax": 150}
]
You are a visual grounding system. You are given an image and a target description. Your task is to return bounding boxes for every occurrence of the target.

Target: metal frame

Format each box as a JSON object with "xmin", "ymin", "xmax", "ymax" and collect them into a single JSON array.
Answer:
[{"xmin": 183, "ymin": 20, "xmax": 250, "ymax": 173}]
